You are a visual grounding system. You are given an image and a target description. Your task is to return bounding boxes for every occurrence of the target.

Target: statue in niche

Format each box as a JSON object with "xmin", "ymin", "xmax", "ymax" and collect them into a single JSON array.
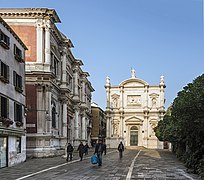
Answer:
[
  {"xmin": 113, "ymin": 123, "xmax": 118, "ymax": 135},
  {"xmin": 112, "ymin": 98, "xmax": 118, "ymax": 108},
  {"xmin": 152, "ymin": 97, "xmax": 157, "ymax": 108}
]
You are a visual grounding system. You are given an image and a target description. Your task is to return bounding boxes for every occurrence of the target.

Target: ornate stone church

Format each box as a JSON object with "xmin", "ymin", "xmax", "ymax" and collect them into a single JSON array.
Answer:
[{"xmin": 105, "ymin": 69, "xmax": 165, "ymax": 149}]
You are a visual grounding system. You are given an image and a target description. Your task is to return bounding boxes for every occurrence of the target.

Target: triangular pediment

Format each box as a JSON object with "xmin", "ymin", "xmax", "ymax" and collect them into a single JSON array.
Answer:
[{"xmin": 125, "ymin": 116, "xmax": 143, "ymax": 125}]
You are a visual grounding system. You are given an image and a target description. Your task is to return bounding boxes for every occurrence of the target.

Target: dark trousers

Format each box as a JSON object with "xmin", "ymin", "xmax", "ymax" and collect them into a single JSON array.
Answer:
[
  {"xmin": 79, "ymin": 152, "xmax": 83, "ymax": 161},
  {"xmin": 119, "ymin": 151, "xmax": 123, "ymax": 159},
  {"xmin": 97, "ymin": 153, "xmax": 102, "ymax": 166},
  {"xmin": 67, "ymin": 152, "xmax": 73, "ymax": 161}
]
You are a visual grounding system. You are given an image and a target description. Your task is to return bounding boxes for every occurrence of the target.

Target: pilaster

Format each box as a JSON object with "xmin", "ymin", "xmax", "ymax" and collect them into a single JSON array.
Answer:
[
  {"xmin": 36, "ymin": 21, "xmax": 43, "ymax": 63},
  {"xmin": 44, "ymin": 20, "xmax": 51, "ymax": 65}
]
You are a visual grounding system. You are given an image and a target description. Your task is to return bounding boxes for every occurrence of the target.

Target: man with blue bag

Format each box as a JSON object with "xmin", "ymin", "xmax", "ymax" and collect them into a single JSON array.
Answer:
[{"xmin": 94, "ymin": 139, "xmax": 106, "ymax": 166}]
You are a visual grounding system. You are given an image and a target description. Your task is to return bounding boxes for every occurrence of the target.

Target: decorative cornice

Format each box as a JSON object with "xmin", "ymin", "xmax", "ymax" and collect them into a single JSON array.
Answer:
[{"xmin": 0, "ymin": 8, "xmax": 61, "ymax": 23}]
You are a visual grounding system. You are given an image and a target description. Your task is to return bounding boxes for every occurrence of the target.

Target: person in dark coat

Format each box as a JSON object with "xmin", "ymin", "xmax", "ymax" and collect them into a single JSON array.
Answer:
[
  {"xmin": 117, "ymin": 141, "xmax": 124, "ymax": 159},
  {"xmin": 66, "ymin": 143, "xmax": 74, "ymax": 162},
  {"xmin": 84, "ymin": 142, "xmax": 90, "ymax": 155},
  {"xmin": 94, "ymin": 139, "xmax": 106, "ymax": 166},
  {"xmin": 77, "ymin": 142, "xmax": 84, "ymax": 161}
]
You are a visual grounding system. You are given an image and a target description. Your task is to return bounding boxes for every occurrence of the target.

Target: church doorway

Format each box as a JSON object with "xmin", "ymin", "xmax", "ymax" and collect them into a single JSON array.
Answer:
[{"xmin": 130, "ymin": 126, "xmax": 138, "ymax": 146}]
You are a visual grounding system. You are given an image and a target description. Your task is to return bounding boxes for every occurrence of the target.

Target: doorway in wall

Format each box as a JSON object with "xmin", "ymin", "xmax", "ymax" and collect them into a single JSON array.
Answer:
[{"xmin": 130, "ymin": 126, "xmax": 138, "ymax": 146}]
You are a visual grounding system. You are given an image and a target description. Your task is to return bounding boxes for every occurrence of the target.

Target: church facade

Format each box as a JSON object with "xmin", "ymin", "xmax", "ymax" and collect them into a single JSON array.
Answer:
[{"xmin": 105, "ymin": 69, "xmax": 165, "ymax": 149}]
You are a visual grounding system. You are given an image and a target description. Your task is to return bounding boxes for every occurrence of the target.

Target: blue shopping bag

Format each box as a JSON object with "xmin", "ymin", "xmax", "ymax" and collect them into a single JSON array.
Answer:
[{"xmin": 91, "ymin": 154, "xmax": 98, "ymax": 164}]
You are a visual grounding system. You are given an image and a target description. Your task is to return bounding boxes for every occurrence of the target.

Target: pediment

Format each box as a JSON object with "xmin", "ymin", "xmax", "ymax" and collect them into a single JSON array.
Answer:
[
  {"xmin": 120, "ymin": 78, "xmax": 148, "ymax": 87},
  {"xmin": 125, "ymin": 116, "xmax": 143, "ymax": 125}
]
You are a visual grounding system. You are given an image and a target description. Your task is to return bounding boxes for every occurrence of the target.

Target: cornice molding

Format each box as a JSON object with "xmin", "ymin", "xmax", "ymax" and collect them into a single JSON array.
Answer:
[{"xmin": 0, "ymin": 8, "xmax": 61, "ymax": 23}]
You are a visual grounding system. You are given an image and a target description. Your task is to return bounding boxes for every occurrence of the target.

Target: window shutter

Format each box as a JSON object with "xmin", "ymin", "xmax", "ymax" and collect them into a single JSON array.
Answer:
[
  {"xmin": 14, "ymin": 102, "xmax": 16, "ymax": 121},
  {"xmin": 19, "ymin": 76, "xmax": 22, "ymax": 89},
  {"xmin": 0, "ymin": 96, "xmax": 1, "ymax": 117},
  {"xmin": 14, "ymin": 44, "xmax": 16, "ymax": 55},
  {"xmin": 19, "ymin": 105, "xmax": 22, "ymax": 122},
  {"xmin": 6, "ymin": 98, "xmax": 9, "ymax": 118},
  {"xmin": 0, "ymin": 60, "xmax": 1, "ymax": 76},
  {"xmin": 13, "ymin": 71, "xmax": 16, "ymax": 86},
  {"xmin": 6, "ymin": 64, "xmax": 9, "ymax": 81}
]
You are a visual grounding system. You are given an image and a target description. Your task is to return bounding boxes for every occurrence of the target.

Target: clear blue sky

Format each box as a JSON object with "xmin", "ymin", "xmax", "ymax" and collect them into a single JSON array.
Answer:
[{"xmin": 1, "ymin": 0, "xmax": 203, "ymax": 110}]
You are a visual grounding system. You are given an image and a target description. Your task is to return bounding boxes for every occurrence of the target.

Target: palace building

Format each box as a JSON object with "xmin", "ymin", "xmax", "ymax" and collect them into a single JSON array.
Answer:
[
  {"xmin": 0, "ymin": 8, "xmax": 94, "ymax": 157},
  {"xmin": 105, "ymin": 69, "xmax": 165, "ymax": 149}
]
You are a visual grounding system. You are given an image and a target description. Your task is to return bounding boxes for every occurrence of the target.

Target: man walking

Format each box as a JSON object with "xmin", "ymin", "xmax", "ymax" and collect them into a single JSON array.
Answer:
[
  {"xmin": 66, "ymin": 143, "xmax": 74, "ymax": 162},
  {"xmin": 94, "ymin": 139, "xmax": 106, "ymax": 166},
  {"xmin": 77, "ymin": 142, "xmax": 84, "ymax": 161},
  {"xmin": 118, "ymin": 141, "xmax": 124, "ymax": 159}
]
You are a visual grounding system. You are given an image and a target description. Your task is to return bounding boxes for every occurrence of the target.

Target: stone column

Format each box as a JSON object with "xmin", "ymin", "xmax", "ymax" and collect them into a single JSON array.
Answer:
[
  {"xmin": 74, "ymin": 107, "xmax": 79, "ymax": 140},
  {"xmin": 36, "ymin": 22, "xmax": 43, "ymax": 63},
  {"xmin": 45, "ymin": 86, "xmax": 52, "ymax": 133},
  {"xmin": 144, "ymin": 85, "xmax": 149, "ymax": 108},
  {"xmin": 119, "ymin": 86, "xmax": 124, "ymax": 110},
  {"xmin": 82, "ymin": 80, "xmax": 86, "ymax": 103},
  {"xmin": 62, "ymin": 102, "xmax": 67, "ymax": 137},
  {"xmin": 74, "ymin": 69, "xmax": 79, "ymax": 96},
  {"xmin": 120, "ymin": 113, "xmax": 124, "ymax": 138},
  {"xmin": 143, "ymin": 112, "xmax": 149, "ymax": 148},
  {"xmin": 44, "ymin": 21, "xmax": 51, "ymax": 64},
  {"xmin": 37, "ymin": 85, "xmax": 43, "ymax": 133},
  {"xmin": 61, "ymin": 50, "xmax": 67, "ymax": 83},
  {"xmin": 81, "ymin": 112, "xmax": 86, "ymax": 140}
]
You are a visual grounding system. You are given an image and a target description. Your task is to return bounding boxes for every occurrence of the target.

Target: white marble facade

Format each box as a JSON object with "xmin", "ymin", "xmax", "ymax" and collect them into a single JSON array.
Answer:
[{"xmin": 105, "ymin": 69, "xmax": 165, "ymax": 149}]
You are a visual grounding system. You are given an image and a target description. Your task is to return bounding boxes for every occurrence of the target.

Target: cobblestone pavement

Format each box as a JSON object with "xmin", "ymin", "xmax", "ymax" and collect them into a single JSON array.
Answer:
[{"xmin": 0, "ymin": 148, "xmax": 201, "ymax": 180}]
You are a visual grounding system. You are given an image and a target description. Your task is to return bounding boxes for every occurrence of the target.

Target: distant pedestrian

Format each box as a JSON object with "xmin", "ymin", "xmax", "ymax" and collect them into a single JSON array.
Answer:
[
  {"xmin": 94, "ymin": 139, "xmax": 106, "ymax": 166},
  {"xmin": 103, "ymin": 143, "xmax": 107, "ymax": 155},
  {"xmin": 118, "ymin": 141, "xmax": 124, "ymax": 159},
  {"xmin": 84, "ymin": 142, "xmax": 90, "ymax": 155},
  {"xmin": 66, "ymin": 143, "xmax": 74, "ymax": 162},
  {"xmin": 77, "ymin": 142, "xmax": 84, "ymax": 161}
]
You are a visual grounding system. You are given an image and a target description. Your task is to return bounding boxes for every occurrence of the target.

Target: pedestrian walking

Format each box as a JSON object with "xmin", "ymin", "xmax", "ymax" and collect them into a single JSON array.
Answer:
[
  {"xmin": 118, "ymin": 141, "xmax": 124, "ymax": 159},
  {"xmin": 77, "ymin": 141, "xmax": 84, "ymax": 161},
  {"xmin": 84, "ymin": 142, "xmax": 90, "ymax": 155},
  {"xmin": 66, "ymin": 143, "xmax": 74, "ymax": 162},
  {"xmin": 94, "ymin": 139, "xmax": 106, "ymax": 166}
]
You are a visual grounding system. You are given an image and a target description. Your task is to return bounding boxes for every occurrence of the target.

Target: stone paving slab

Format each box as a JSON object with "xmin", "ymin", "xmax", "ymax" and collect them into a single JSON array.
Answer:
[{"xmin": 0, "ymin": 148, "xmax": 201, "ymax": 180}]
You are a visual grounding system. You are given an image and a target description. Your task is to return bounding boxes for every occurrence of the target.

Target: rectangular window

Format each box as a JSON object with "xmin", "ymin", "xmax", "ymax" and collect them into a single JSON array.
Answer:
[
  {"xmin": 14, "ymin": 44, "xmax": 23, "ymax": 62},
  {"xmin": 0, "ymin": 60, "xmax": 9, "ymax": 83},
  {"xmin": 13, "ymin": 71, "xmax": 23, "ymax": 93},
  {"xmin": 14, "ymin": 102, "xmax": 22, "ymax": 122},
  {"xmin": 0, "ymin": 96, "xmax": 9, "ymax": 118},
  {"xmin": 51, "ymin": 52, "xmax": 58, "ymax": 76},
  {"xmin": 0, "ymin": 30, "xmax": 10, "ymax": 49},
  {"xmin": 16, "ymin": 137, "xmax": 21, "ymax": 153}
]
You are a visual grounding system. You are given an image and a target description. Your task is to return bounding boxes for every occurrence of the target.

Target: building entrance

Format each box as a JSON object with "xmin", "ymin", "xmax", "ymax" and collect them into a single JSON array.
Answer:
[
  {"xmin": 0, "ymin": 137, "xmax": 7, "ymax": 168},
  {"xmin": 130, "ymin": 126, "xmax": 138, "ymax": 146}
]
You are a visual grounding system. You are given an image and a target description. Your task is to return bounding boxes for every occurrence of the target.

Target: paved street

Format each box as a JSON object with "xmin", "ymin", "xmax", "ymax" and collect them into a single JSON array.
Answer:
[{"xmin": 0, "ymin": 148, "xmax": 200, "ymax": 180}]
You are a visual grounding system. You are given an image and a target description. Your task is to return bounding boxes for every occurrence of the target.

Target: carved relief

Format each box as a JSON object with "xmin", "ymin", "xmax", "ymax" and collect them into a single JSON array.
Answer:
[{"xmin": 127, "ymin": 95, "xmax": 141, "ymax": 106}]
